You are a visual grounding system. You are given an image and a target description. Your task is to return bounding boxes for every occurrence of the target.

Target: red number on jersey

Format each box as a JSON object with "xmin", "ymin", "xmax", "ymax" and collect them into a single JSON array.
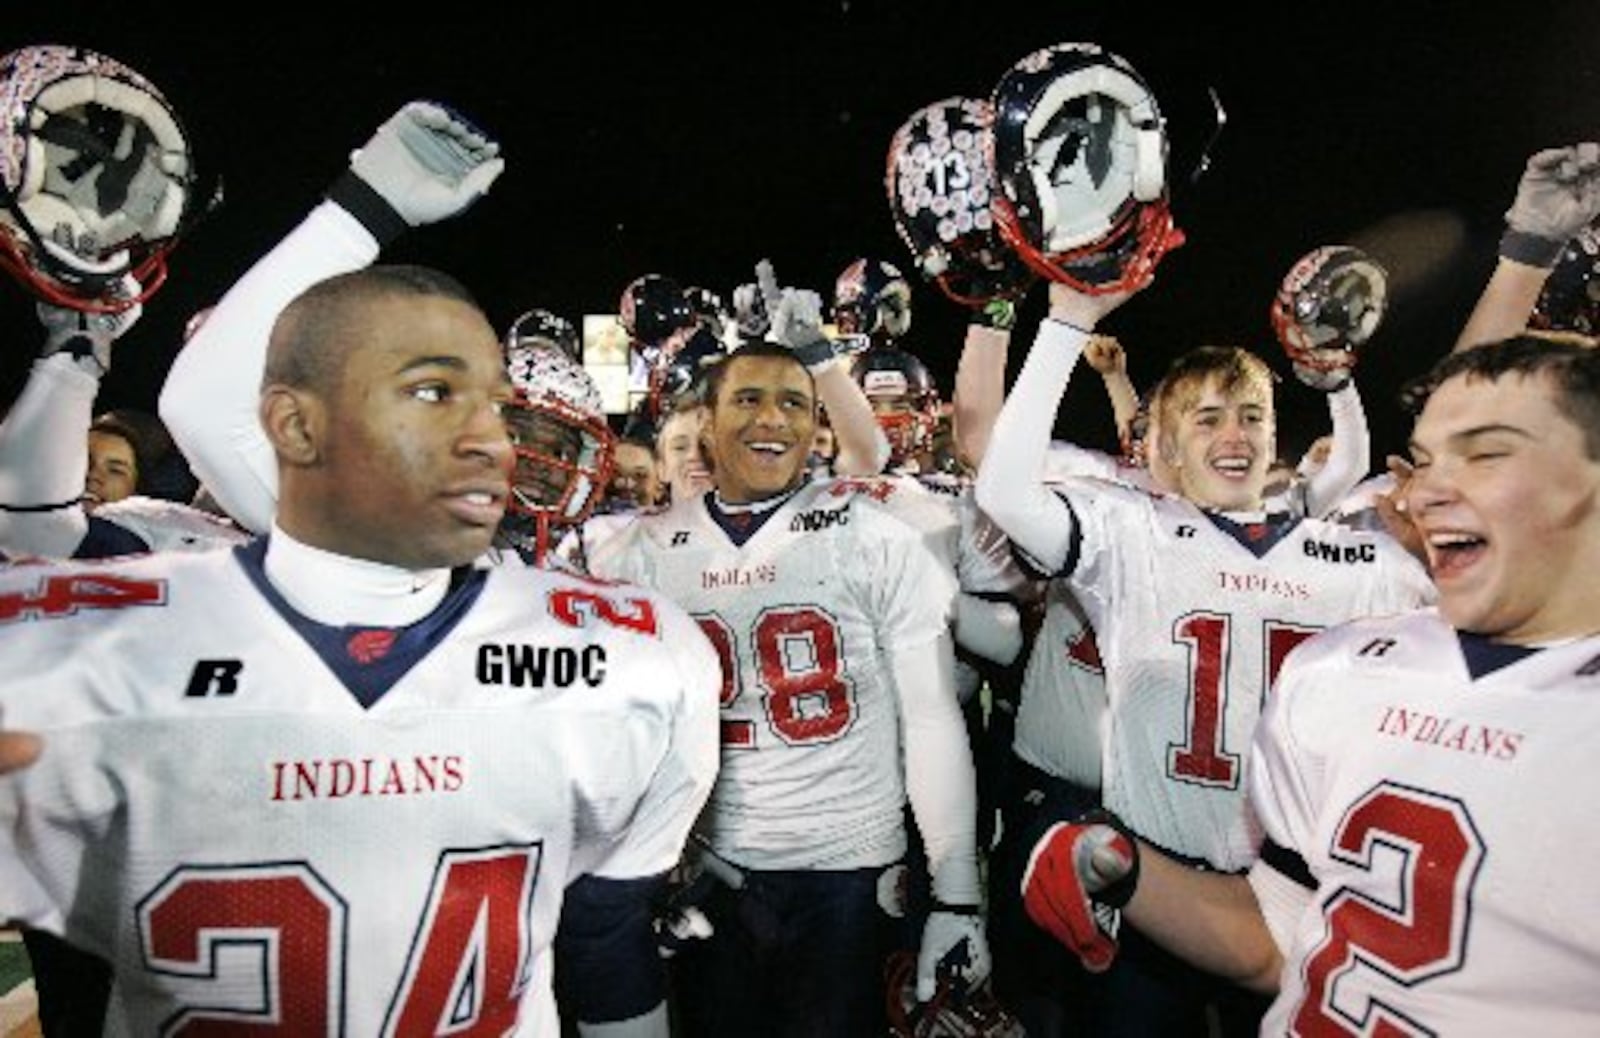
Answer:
[
  {"xmin": 694, "ymin": 613, "xmax": 754, "ymax": 747},
  {"xmin": 696, "ymin": 606, "xmax": 855, "ymax": 748},
  {"xmin": 1169, "ymin": 614, "xmax": 1319, "ymax": 787},
  {"xmin": 548, "ymin": 588, "xmax": 658, "ymax": 636},
  {"xmin": 136, "ymin": 847, "xmax": 540, "ymax": 1035},
  {"xmin": 139, "ymin": 865, "xmax": 342, "ymax": 1034},
  {"xmin": 0, "ymin": 573, "xmax": 165, "ymax": 624},
  {"xmin": 1292, "ymin": 784, "xmax": 1483, "ymax": 1036}
]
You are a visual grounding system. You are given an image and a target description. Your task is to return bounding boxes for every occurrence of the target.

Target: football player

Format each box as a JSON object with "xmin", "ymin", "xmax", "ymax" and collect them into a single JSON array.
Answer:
[
  {"xmin": 1029, "ymin": 334, "xmax": 1600, "ymax": 1032},
  {"xmin": 158, "ymin": 102, "xmax": 621, "ymax": 573},
  {"xmin": 0, "ymin": 43, "xmax": 244, "ymax": 563},
  {"xmin": 0, "ymin": 284, "xmax": 250, "ymax": 561},
  {"xmin": 590, "ymin": 340, "xmax": 990, "ymax": 1035},
  {"xmin": 975, "ymin": 277, "xmax": 1435, "ymax": 1036},
  {"xmin": 160, "ymin": 100, "xmax": 504, "ymax": 537},
  {"xmin": 0, "ymin": 264, "xmax": 720, "ymax": 1035}
]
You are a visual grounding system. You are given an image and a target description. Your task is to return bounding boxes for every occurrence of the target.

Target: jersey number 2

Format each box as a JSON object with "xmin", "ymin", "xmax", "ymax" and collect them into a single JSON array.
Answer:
[
  {"xmin": 1293, "ymin": 784, "xmax": 1483, "ymax": 1036},
  {"xmin": 138, "ymin": 846, "xmax": 538, "ymax": 1035}
]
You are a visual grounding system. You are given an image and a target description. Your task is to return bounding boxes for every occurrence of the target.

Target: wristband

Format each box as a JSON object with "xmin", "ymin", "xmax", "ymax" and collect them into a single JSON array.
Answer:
[
  {"xmin": 326, "ymin": 170, "xmax": 410, "ymax": 247},
  {"xmin": 1498, "ymin": 228, "xmax": 1565, "ymax": 268},
  {"xmin": 928, "ymin": 900, "xmax": 983, "ymax": 916}
]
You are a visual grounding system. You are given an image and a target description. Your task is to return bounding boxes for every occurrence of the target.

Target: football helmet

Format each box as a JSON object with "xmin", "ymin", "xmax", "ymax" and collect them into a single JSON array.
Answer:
[
  {"xmin": 833, "ymin": 257, "xmax": 913, "ymax": 344},
  {"xmin": 886, "ymin": 96, "xmax": 1036, "ymax": 307},
  {"xmin": 649, "ymin": 323, "xmax": 727, "ymax": 417},
  {"xmin": 505, "ymin": 306, "xmax": 580, "ymax": 359},
  {"xmin": 618, "ymin": 272, "xmax": 695, "ymax": 347},
  {"xmin": 0, "ymin": 44, "xmax": 212, "ymax": 312},
  {"xmin": 502, "ymin": 340, "xmax": 615, "ymax": 530},
  {"xmin": 1270, "ymin": 245, "xmax": 1387, "ymax": 387},
  {"xmin": 1530, "ymin": 221, "xmax": 1600, "ymax": 336},
  {"xmin": 884, "ymin": 950, "xmax": 1025, "ymax": 1038},
  {"xmin": 684, "ymin": 284, "xmax": 733, "ymax": 342},
  {"xmin": 850, "ymin": 345, "xmax": 940, "ymax": 467},
  {"xmin": 990, "ymin": 42, "xmax": 1183, "ymax": 294}
]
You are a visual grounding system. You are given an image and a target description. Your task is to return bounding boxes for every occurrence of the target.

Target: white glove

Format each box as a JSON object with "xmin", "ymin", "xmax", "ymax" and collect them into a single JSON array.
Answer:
[
  {"xmin": 36, "ymin": 274, "xmax": 142, "ymax": 374},
  {"xmin": 731, "ymin": 281, "xmax": 769, "ymax": 338},
  {"xmin": 1502, "ymin": 143, "xmax": 1600, "ymax": 265},
  {"xmin": 769, "ymin": 287, "xmax": 837, "ymax": 368},
  {"xmin": 337, "ymin": 101, "xmax": 504, "ymax": 236},
  {"xmin": 915, "ymin": 909, "xmax": 992, "ymax": 1002}
]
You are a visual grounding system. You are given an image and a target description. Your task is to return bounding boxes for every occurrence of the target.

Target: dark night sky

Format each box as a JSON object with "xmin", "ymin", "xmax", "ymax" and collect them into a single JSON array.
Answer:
[{"xmin": 5, "ymin": 3, "xmax": 1600, "ymax": 466}]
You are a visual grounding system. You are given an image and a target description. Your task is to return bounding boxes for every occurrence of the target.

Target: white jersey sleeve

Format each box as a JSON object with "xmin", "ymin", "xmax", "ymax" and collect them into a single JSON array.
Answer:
[
  {"xmin": 1299, "ymin": 382, "xmax": 1371, "ymax": 519},
  {"xmin": 85, "ymin": 496, "xmax": 254, "ymax": 555},
  {"xmin": 159, "ymin": 201, "xmax": 381, "ymax": 534},
  {"xmin": 0, "ymin": 355, "xmax": 99, "ymax": 558},
  {"xmin": 0, "ymin": 548, "xmax": 718, "ymax": 1034},
  {"xmin": 1252, "ymin": 611, "xmax": 1600, "ymax": 1034},
  {"xmin": 973, "ymin": 320, "xmax": 1090, "ymax": 574}
]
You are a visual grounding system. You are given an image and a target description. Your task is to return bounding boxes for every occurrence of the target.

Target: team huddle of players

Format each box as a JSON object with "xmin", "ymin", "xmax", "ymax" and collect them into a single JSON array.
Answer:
[{"xmin": 3, "ymin": 38, "xmax": 1600, "ymax": 1038}]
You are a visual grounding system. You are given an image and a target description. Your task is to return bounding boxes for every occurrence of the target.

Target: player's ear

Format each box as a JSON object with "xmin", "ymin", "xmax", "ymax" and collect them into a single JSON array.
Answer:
[{"xmin": 260, "ymin": 384, "xmax": 323, "ymax": 465}]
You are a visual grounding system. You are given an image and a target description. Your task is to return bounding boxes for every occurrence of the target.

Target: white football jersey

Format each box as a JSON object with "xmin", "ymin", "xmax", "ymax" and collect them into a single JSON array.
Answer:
[
  {"xmin": 0, "ymin": 543, "xmax": 719, "ymax": 1035},
  {"xmin": 1255, "ymin": 611, "xmax": 1600, "ymax": 1034},
  {"xmin": 591, "ymin": 477, "xmax": 958, "ymax": 871},
  {"xmin": 1014, "ymin": 445, "xmax": 1148, "ymax": 788},
  {"xmin": 1049, "ymin": 476, "xmax": 1435, "ymax": 870},
  {"xmin": 1013, "ymin": 577, "xmax": 1107, "ymax": 788},
  {"xmin": 88, "ymin": 495, "xmax": 253, "ymax": 555}
]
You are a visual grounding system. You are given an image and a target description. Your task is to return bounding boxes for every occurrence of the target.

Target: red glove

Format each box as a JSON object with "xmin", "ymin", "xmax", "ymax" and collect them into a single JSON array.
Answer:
[{"xmin": 1020, "ymin": 809, "xmax": 1139, "ymax": 972}]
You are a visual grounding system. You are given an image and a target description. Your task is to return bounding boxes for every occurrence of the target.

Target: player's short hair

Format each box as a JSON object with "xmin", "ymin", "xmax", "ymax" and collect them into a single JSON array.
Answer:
[
  {"xmin": 263, "ymin": 265, "xmax": 480, "ymax": 395},
  {"xmin": 1402, "ymin": 333, "xmax": 1600, "ymax": 460},
  {"xmin": 1149, "ymin": 345, "xmax": 1276, "ymax": 433},
  {"xmin": 701, "ymin": 339, "xmax": 815, "ymax": 411}
]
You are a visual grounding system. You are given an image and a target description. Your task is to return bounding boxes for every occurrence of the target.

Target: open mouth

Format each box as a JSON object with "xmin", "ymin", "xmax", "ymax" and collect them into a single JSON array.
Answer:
[
  {"xmin": 1211, "ymin": 456, "xmax": 1253, "ymax": 480},
  {"xmin": 1426, "ymin": 530, "xmax": 1487, "ymax": 578},
  {"xmin": 744, "ymin": 440, "xmax": 793, "ymax": 467}
]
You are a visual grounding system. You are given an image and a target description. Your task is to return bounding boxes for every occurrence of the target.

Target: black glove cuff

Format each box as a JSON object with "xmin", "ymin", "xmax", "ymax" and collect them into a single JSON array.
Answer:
[
  {"xmin": 327, "ymin": 170, "xmax": 410, "ymax": 247},
  {"xmin": 1498, "ymin": 228, "xmax": 1565, "ymax": 268},
  {"xmin": 928, "ymin": 900, "xmax": 983, "ymax": 916},
  {"xmin": 792, "ymin": 337, "xmax": 837, "ymax": 369},
  {"xmin": 1077, "ymin": 807, "xmax": 1141, "ymax": 909}
]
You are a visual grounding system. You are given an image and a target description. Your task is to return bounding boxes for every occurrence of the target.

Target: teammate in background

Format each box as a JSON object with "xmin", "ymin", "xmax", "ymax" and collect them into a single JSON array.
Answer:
[
  {"xmin": 732, "ymin": 257, "xmax": 891, "ymax": 478},
  {"xmin": 1028, "ymin": 334, "xmax": 1600, "ymax": 1032},
  {"xmin": 975, "ymin": 278, "xmax": 1434, "ymax": 1036},
  {"xmin": 0, "ymin": 288, "xmax": 248, "ymax": 560},
  {"xmin": 591, "ymin": 340, "xmax": 990, "ymax": 1036},
  {"xmin": 606, "ymin": 425, "xmax": 663, "ymax": 512},
  {"xmin": 0, "ymin": 43, "xmax": 240, "ymax": 565},
  {"xmin": 0, "ymin": 264, "xmax": 720, "ymax": 1035}
]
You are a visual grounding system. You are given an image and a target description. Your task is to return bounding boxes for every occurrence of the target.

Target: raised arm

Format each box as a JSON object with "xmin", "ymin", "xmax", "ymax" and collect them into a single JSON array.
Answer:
[
  {"xmin": 974, "ymin": 282, "xmax": 1134, "ymax": 572},
  {"xmin": 1455, "ymin": 143, "xmax": 1600, "ymax": 352},
  {"xmin": 0, "ymin": 291, "xmax": 140, "ymax": 557},
  {"xmin": 951, "ymin": 301, "xmax": 1017, "ymax": 467},
  {"xmin": 1300, "ymin": 380, "xmax": 1371, "ymax": 519},
  {"xmin": 158, "ymin": 101, "xmax": 505, "ymax": 533},
  {"xmin": 1081, "ymin": 333, "xmax": 1141, "ymax": 445},
  {"xmin": 766, "ymin": 269, "xmax": 889, "ymax": 475}
]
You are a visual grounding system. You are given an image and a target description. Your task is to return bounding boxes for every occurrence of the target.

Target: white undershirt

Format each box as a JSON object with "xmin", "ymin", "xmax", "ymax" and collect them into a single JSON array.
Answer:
[{"xmin": 263, "ymin": 523, "xmax": 450, "ymax": 627}]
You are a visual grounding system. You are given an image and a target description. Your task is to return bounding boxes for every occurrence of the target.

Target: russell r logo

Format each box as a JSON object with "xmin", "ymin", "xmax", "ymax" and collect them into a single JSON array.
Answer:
[{"xmin": 185, "ymin": 659, "xmax": 243, "ymax": 697}]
